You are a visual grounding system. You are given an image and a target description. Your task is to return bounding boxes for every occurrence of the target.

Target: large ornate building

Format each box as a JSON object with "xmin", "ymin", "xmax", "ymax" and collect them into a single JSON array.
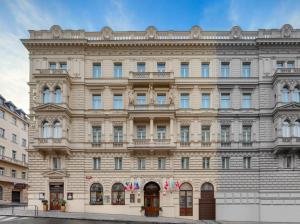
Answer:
[
  {"xmin": 0, "ymin": 95, "xmax": 28, "ymax": 203},
  {"xmin": 22, "ymin": 24, "xmax": 300, "ymax": 222}
]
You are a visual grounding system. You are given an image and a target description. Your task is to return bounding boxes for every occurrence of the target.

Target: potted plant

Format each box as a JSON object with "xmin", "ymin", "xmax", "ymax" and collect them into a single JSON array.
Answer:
[
  {"xmin": 140, "ymin": 205, "xmax": 145, "ymax": 212},
  {"xmin": 42, "ymin": 200, "xmax": 48, "ymax": 211},
  {"xmin": 59, "ymin": 199, "xmax": 67, "ymax": 212}
]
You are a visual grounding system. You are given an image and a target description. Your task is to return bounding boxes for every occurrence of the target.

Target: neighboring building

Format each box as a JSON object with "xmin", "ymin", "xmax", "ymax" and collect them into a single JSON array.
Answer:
[
  {"xmin": 0, "ymin": 95, "xmax": 29, "ymax": 203},
  {"xmin": 21, "ymin": 24, "xmax": 300, "ymax": 222}
]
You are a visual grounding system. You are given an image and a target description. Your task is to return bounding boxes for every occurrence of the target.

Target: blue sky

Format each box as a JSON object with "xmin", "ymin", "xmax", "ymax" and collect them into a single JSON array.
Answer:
[{"xmin": 1, "ymin": 0, "xmax": 300, "ymax": 112}]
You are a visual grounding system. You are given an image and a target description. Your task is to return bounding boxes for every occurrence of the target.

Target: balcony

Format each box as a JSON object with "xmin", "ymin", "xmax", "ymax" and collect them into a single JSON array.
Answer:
[
  {"xmin": 0, "ymin": 155, "xmax": 28, "ymax": 168},
  {"xmin": 33, "ymin": 138, "xmax": 71, "ymax": 155},
  {"xmin": 129, "ymin": 103, "xmax": 175, "ymax": 112},
  {"xmin": 128, "ymin": 72, "xmax": 175, "ymax": 85},
  {"xmin": 129, "ymin": 138, "xmax": 175, "ymax": 152},
  {"xmin": 32, "ymin": 69, "xmax": 71, "ymax": 82},
  {"xmin": 274, "ymin": 136, "xmax": 300, "ymax": 154},
  {"xmin": 0, "ymin": 174, "xmax": 27, "ymax": 184},
  {"xmin": 272, "ymin": 68, "xmax": 300, "ymax": 84}
]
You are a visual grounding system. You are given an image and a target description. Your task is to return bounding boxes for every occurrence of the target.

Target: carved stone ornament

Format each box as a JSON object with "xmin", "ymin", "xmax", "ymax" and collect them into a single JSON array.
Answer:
[
  {"xmin": 145, "ymin": 26, "xmax": 157, "ymax": 39},
  {"xmin": 100, "ymin": 26, "xmax": 113, "ymax": 40},
  {"xmin": 230, "ymin": 26, "xmax": 242, "ymax": 39},
  {"xmin": 281, "ymin": 24, "xmax": 293, "ymax": 38},
  {"xmin": 190, "ymin": 25, "xmax": 202, "ymax": 39},
  {"xmin": 50, "ymin": 25, "xmax": 62, "ymax": 39}
]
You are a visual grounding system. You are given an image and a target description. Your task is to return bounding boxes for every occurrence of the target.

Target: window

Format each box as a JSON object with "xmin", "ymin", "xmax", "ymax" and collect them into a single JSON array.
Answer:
[
  {"xmin": 42, "ymin": 121, "xmax": 50, "ymax": 138},
  {"xmin": 294, "ymin": 121, "xmax": 300, "ymax": 137},
  {"xmin": 137, "ymin": 62, "xmax": 146, "ymax": 72},
  {"xmin": 158, "ymin": 157, "xmax": 166, "ymax": 170},
  {"xmin": 53, "ymin": 121, "xmax": 62, "ymax": 138},
  {"xmin": 285, "ymin": 155, "xmax": 293, "ymax": 169},
  {"xmin": 11, "ymin": 117, "xmax": 17, "ymax": 125},
  {"xmin": 93, "ymin": 157, "xmax": 101, "ymax": 170},
  {"xmin": 179, "ymin": 183, "xmax": 193, "ymax": 216},
  {"xmin": 22, "ymin": 154, "xmax": 26, "ymax": 162},
  {"xmin": 53, "ymin": 157, "xmax": 61, "ymax": 170},
  {"xmin": 0, "ymin": 167, "xmax": 4, "ymax": 176},
  {"xmin": 157, "ymin": 93, "xmax": 166, "ymax": 104},
  {"xmin": 201, "ymin": 93, "xmax": 210, "ymax": 109},
  {"xmin": 49, "ymin": 62, "xmax": 56, "ymax": 70},
  {"xmin": 0, "ymin": 146, "xmax": 4, "ymax": 157},
  {"xmin": 23, "ymin": 123, "xmax": 27, "ymax": 131},
  {"xmin": 0, "ymin": 128, "xmax": 4, "ymax": 138},
  {"xmin": 0, "ymin": 110, "xmax": 4, "ymax": 119},
  {"xmin": 157, "ymin": 62, "xmax": 166, "ymax": 72},
  {"xmin": 201, "ymin": 126, "xmax": 210, "ymax": 143},
  {"xmin": 180, "ymin": 126, "xmax": 189, "ymax": 143},
  {"xmin": 12, "ymin": 134, "xmax": 17, "ymax": 143},
  {"xmin": 93, "ymin": 63, "xmax": 101, "ymax": 78},
  {"xmin": 282, "ymin": 86, "xmax": 289, "ymax": 103},
  {"xmin": 90, "ymin": 183, "xmax": 103, "ymax": 205},
  {"xmin": 136, "ymin": 93, "xmax": 146, "ymax": 105},
  {"xmin": 292, "ymin": 86, "xmax": 300, "ymax": 102},
  {"xmin": 180, "ymin": 63, "xmax": 189, "ymax": 77},
  {"xmin": 180, "ymin": 93, "xmax": 189, "ymax": 109},
  {"xmin": 0, "ymin": 186, "xmax": 2, "ymax": 200},
  {"xmin": 22, "ymin": 139, "xmax": 26, "ymax": 147},
  {"xmin": 201, "ymin": 63, "xmax": 209, "ymax": 77},
  {"xmin": 222, "ymin": 157, "xmax": 230, "ymax": 169},
  {"xmin": 221, "ymin": 62, "xmax": 230, "ymax": 77},
  {"xmin": 114, "ymin": 157, "xmax": 122, "ymax": 170},
  {"xmin": 243, "ymin": 157, "xmax": 251, "ymax": 169},
  {"xmin": 181, "ymin": 157, "xmax": 189, "ymax": 169},
  {"xmin": 137, "ymin": 126, "xmax": 146, "ymax": 139},
  {"xmin": 221, "ymin": 125, "xmax": 230, "ymax": 143},
  {"xmin": 54, "ymin": 87, "xmax": 61, "ymax": 103},
  {"xmin": 276, "ymin": 61, "xmax": 284, "ymax": 68},
  {"xmin": 11, "ymin": 170, "xmax": 16, "ymax": 178},
  {"xmin": 242, "ymin": 62, "xmax": 251, "ymax": 77},
  {"xmin": 92, "ymin": 126, "xmax": 101, "ymax": 143},
  {"xmin": 113, "ymin": 94, "xmax": 123, "ymax": 109},
  {"xmin": 59, "ymin": 62, "xmax": 67, "ymax": 70},
  {"xmin": 138, "ymin": 158, "xmax": 146, "ymax": 170},
  {"xmin": 43, "ymin": 87, "xmax": 51, "ymax": 104},
  {"xmin": 242, "ymin": 93, "xmax": 251, "ymax": 109},
  {"xmin": 111, "ymin": 183, "xmax": 125, "ymax": 205},
  {"xmin": 287, "ymin": 61, "xmax": 295, "ymax": 68},
  {"xmin": 242, "ymin": 125, "xmax": 252, "ymax": 143},
  {"xmin": 282, "ymin": 120, "xmax": 290, "ymax": 137},
  {"xmin": 113, "ymin": 126, "xmax": 123, "ymax": 143},
  {"xmin": 12, "ymin": 150, "xmax": 16, "ymax": 160},
  {"xmin": 220, "ymin": 93, "xmax": 230, "ymax": 109},
  {"xmin": 114, "ymin": 63, "xmax": 122, "ymax": 78},
  {"xmin": 92, "ymin": 95, "xmax": 102, "ymax": 109},
  {"xmin": 157, "ymin": 126, "xmax": 166, "ymax": 140},
  {"xmin": 22, "ymin": 172, "xmax": 26, "ymax": 179},
  {"xmin": 203, "ymin": 157, "xmax": 210, "ymax": 169}
]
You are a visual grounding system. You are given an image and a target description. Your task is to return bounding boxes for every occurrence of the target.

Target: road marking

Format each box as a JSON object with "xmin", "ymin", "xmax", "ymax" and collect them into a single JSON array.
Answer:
[{"xmin": 0, "ymin": 216, "xmax": 18, "ymax": 222}]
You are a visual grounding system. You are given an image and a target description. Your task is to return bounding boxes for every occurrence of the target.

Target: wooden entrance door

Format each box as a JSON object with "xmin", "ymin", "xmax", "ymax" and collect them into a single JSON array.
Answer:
[
  {"xmin": 12, "ymin": 191, "xmax": 20, "ymax": 203},
  {"xmin": 144, "ymin": 182, "xmax": 160, "ymax": 217},
  {"xmin": 179, "ymin": 182, "xmax": 193, "ymax": 216},
  {"xmin": 49, "ymin": 183, "xmax": 64, "ymax": 210},
  {"xmin": 199, "ymin": 182, "xmax": 215, "ymax": 220}
]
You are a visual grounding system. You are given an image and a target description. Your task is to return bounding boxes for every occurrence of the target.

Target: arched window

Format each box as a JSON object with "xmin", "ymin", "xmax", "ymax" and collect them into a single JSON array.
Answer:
[
  {"xmin": 53, "ymin": 121, "xmax": 62, "ymax": 138},
  {"xmin": 54, "ymin": 87, "xmax": 62, "ymax": 104},
  {"xmin": 43, "ymin": 87, "xmax": 51, "ymax": 104},
  {"xmin": 282, "ymin": 120, "xmax": 290, "ymax": 137},
  {"xmin": 201, "ymin": 182, "xmax": 214, "ymax": 191},
  {"xmin": 111, "ymin": 183, "xmax": 125, "ymax": 205},
  {"xmin": 292, "ymin": 86, "xmax": 300, "ymax": 103},
  {"xmin": 282, "ymin": 86, "xmax": 289, "ymax": 103},
  {"xmin": 42, "ymin": 121, "xmax": 50, "ymax": 138},
  {"xmin": 179, "ymin": 182, "xmax": 193, "ymax": 216},
  {"xmin": 90, "ymin": 183, "xmax": 103, "ymax": 205},
  {"xmin": 294, "ymin": 120, "xmax": 300, "ymax": 137},
  {"xmin": 0, "ymin": 185, "xmax": 3, "ymax": 200}
]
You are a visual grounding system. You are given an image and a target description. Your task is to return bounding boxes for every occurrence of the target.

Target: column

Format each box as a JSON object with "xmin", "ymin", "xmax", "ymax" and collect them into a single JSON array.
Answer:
[{"xmin": 150, "ymin": 118, "xmax": 154, "ymax": 143}]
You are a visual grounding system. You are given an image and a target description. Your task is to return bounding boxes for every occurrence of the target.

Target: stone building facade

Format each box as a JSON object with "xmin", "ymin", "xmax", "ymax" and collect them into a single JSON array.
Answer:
[
  {"xmin": 22, "ymin": 24, "xmax": 300, "ymax": 222},
  {"xmin": 0, "ymin": 95, "xmax": 29, "ymax": 203}
]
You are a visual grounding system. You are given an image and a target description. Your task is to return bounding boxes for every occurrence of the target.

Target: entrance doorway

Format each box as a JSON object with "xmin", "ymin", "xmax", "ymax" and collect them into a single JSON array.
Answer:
[
  {"xmin": 179, "ymin": 182, "xmax": 193, "ymax": 216},
  {"xmin": 49, "ymin": 183, "xmax": 64, "ymax": 210},
  {"xmin": 199, "ymin": 182, "xmax": 215, "ymax": 220},
  {"xmin": 12, "ymin": 191, "xmax": 20, "ymax": 203},
  {"xmin": 144, "ymin": 182, "xmax": 160, "ymax": 217}
]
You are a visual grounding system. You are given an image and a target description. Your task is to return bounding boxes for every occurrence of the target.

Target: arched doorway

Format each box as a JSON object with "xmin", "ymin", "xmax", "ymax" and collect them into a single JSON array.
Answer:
[
  {"xmin": 144, "ymin": 182, "xmax": 160, "ymax": 217},
  {"xmin": 199, "ymin": 182, "xmax": 215, "ymax": 220},
  {"xmin": 179, "ymin": 182, "xmax": 193, "ymax": 216}
]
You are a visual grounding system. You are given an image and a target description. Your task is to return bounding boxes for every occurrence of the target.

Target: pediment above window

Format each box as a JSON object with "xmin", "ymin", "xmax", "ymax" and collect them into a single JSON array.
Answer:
[{"xmin": 42, "ymin": 169, "xmax": 69, "ymax": 178}]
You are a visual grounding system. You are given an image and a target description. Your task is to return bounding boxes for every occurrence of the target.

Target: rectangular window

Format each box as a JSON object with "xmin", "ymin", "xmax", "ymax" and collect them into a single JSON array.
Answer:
[
  {"xmin": 0, "ymin": 110, "xmax": 4, "ymax": 119},
  {"xmin": 157, "ymin": 126, "xmax": 166, "ymax": 140},
  {"xmin": 221, "ymin": 125, "xmax": 231, "ymax": 143},
  {"xmin": 59, "ymin": 62, "xmax": 67, "ymax": 70},
  {"xmin": 180, "ymin": 93, "xmax": 189, "ymax": 109},
  {"xmin": 201, "ymin": 93, "xmax": 210, "ymax": 109},
  {"xmin": 180, "ymin": 126, "xmax": 189, "ymax": 143},
  {"xmin": 113, "ymin": 94, "xmax": 123, "ymax": 109},
  {"xmin": 12, "ymin": 117, "xmax": 17, "ymax": 125},
  {"xmin": 221, "ymin": 62, "xmax": 230, "ymax": 77},
  {"xmin": 22, "ymin": 153, "xmax": 26, "ymax": 162},
  {"xmin": 201, "ymin": 126, "xmax": 210, "ymax": 143},
  {"xmin": 49, "ymin": 62, "xmax": 56, "ymax": 70},
  {"xmin": 276, "ymin": 61, "xmax": 284, "ymax": 68},
  {"xmin": 158, "ymin": 157, "xmax": 166, "ymax": 170},
  {"xmin": 201, "ymin": 63, "xmax": 210, "ymax": 77},
  {"xmin": 22, "ymin": 172, "xmax": 26, "ymax": 179},
  {"xmin": 114, "ymin": 63, "xmax": 122, "ymax": 78},
  {"xmin": 137, "ymin": 62, "xmax": 146, "ymax": 72},
  {"xmin": 285, "ymin": 155, "xmax": 292, "ymax": 169},
  {"xmin": 92, "ymin": 126, "xmax": 101, "ymax": 143},
  {"xmin": 22, "ymin": 139, "xmax": 26, "ymax": 147},
  {"xmin": 242, "ymin": 93, "xmax": 251, "ymax": 109},
  {"xmin": 12, "ymin": 134, "xmax": 17, "ymax": 143},
  {"xmin": 93, "ymin": 157, "xmax": 101, "ymax": 170},
  {"xmin": 243, "ymin": 157, "xmax": 251, "ymax": 169},
  {"xmin": 203, "ymin": 157, "xmax": 210, "ymax": 169},
  {"xmin": 181, "ymin": 157, "xmax": 189, "ymax": 169},
  {"xmin": 92, "ymin": 95, "xmax": 102, "ymax": 109},
  {"xmin": 93, "ymin": 63, "xmax": 101, "ymax": 78},
  {"xmin": 242, "ymin": 62, "xmax": 251, "ymax": 77},
  {"xmin": 136, "ymin": 93, "xmax": 146, "ymax": 105},
  {"xmin": 287, "ymin": 61, "xmax": 295, "ymax": 68},
  {"xmin": 11, "ymin": 170, "xmax": 16, "ymax": 178},
  {"xmin": 0, "ymin": 168, "xmax": 4, "ymax": 176},
  {"xmin": 137, "ymin": 126, "xmax": 146, "ymax": 139},
  {"xmin": 220, "ymin": 93, "xmax": 230, "ymax": 109},
  {"xmin": 23, "ymin": 123, "xmax": 27, "ymax": 131},
  {"xmin": 0, "ymin": 146, "xmax": 4, "ymax": 157},
  {"xmin": 222, "ymin": 157, "xmax": 230, "ymax": 169},
  {"xmin": 157, "ymin": 93, "xmax": 166, "ymax": 105},
  {"xmin": 114, "ymin": 157, "xmax": 122, "ymax": 170},
  {"xmin": 157, "ymin": 62, "xmax": 166, "ymax": 72},
  {"xmin": 180, "ymin": 63, "xmax": 189, "ymax": 77},
  {"xmin": 0, "ymin": 128, "xmax": 4, "ymax": 138},
  {"xmin": 138, "ymin": 158, "xmax": 146, "ymax": 170},
  {"xmin": 53, "ymin": 157, "xmax": 61, "ymax": 169},
  {"xmin": 12, "ymin": 150, "xmax": 16, "ymax": 160},
  {"xmin": 113, "ymin": 126, "xmax": 123, "ymax": 143},
  {"xmin": 242, "ymin": 125, "xmax": 252, "ymax": 143}
]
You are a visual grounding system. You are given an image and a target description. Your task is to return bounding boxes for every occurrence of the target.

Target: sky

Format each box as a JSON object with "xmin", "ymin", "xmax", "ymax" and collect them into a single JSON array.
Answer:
[{"xmin": 1, "ymin": 0, "xmax": 300, "ymax": 113}]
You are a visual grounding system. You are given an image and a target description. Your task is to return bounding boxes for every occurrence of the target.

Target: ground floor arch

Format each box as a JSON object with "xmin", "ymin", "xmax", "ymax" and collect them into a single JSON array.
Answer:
[
  {"xmin": 199, "ymin": 182, "xmax": 215, "ymax": 220},
  {"xmin": 144, "ymin": 181, "xmax": 160, "ymax": 217}
]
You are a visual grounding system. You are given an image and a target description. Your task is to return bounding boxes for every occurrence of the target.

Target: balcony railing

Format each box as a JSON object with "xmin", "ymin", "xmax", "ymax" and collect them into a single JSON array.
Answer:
[
  {"xmin": 131, "ymin": 103, "xmax": 174, "ymax": 111},
  {"xmin": 37, "ymin": 69, "xmax": 68, "ymax": 75},
  {"xmin": 133, "ymin": 139, "xmax": 151, "ymax": 145},
  {"xmin": 0, "ymin": 155, "xmax": 28, "ymax": 167},
  {"xmin": 220, "ymin": 141, "xmax": 231, "ymax": 147},
  {"xmin": 129, "ymin": 72, "xmax": 174, "ymax": 81},
  {"xmin": 276, "ymin": 68, "xmax": 300, "ymax": 74},
  {"xmin": 180, "ymin": 141, "xmax": 190, "ymax": 147}
]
